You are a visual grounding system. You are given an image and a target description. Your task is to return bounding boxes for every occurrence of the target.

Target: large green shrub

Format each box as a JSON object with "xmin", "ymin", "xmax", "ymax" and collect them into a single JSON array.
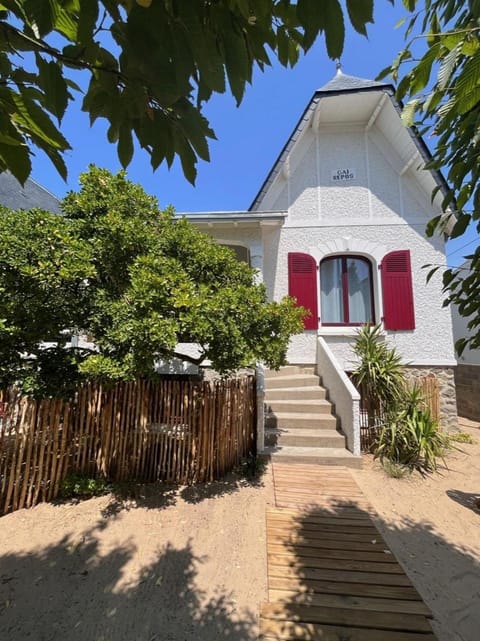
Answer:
[
  {"xmin": 352, "ymin": 324, "xmax": 448, "ymax": 473},
  {"xmin": 352, "ymin": 324, "xmax": 405, "ymax": 427},
  {"xmin": 375, "ymin": 386, "xmax": 449, "ymax": 473}
]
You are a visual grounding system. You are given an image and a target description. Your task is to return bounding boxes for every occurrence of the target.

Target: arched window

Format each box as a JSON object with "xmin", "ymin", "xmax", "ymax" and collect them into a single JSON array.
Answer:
[{"xmin": 320, "ymin": 255, "xmax": 374, "ymax": 325}]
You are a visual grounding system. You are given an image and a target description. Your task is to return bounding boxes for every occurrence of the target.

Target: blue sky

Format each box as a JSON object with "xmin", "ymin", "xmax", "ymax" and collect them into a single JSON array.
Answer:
[{"xmin": 29, "ymin": 3, "xmax": 478, "ymax": 269}]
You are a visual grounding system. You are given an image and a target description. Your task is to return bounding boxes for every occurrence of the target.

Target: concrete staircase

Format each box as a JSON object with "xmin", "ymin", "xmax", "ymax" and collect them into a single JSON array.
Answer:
[{"xmin": 263, "ymin": 366, "xmax": 361, "ymax": 468}]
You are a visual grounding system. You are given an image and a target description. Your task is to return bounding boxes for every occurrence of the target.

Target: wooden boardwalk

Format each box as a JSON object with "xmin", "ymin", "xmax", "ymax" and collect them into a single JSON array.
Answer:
[{"xmin": 260, "ymin": 462, "xmax": 438, "ymax": 640}]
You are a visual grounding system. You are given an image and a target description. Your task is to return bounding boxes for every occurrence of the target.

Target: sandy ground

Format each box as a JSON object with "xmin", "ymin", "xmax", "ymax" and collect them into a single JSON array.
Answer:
[
  {"xmin": 1, "ymin": 422, "xmax": 479, "ymax": 641},
  {"xmin": 352, "ymin": 420, "xmax": 480, "ymax": 641},
  {"xmin": 0, "ymin": 465, "xmax": 274, "ymax": 641}
]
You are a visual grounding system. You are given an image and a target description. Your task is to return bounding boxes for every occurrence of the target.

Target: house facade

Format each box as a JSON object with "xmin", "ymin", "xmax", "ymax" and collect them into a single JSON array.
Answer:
[{"xmin": 183, "ymin": 71, "xmax": 458, "ymax": 453}]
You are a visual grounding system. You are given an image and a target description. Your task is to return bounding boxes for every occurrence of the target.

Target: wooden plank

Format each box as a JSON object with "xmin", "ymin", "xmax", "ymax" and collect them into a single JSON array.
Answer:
[
  {"xmin": 266, "ymin": 522, "xmax": 381, "ymax": 540},
  {"xmin": 267, "ymin": 564, "xmax": 415, "ymax": 587},
  {"xmin": 268, "ymin": 555, "xmax": 404, "ymax": 575},
  {"xmin": 267, "ymin": 544, "xmax": 398, "ymax": 565},
  {"xmin": 273, "ymin": 490, "xmax": 370, "ymax": 503},
  {"xmin": 260, "ymin": 618, "xmax": 438, "ymax": 641},
  {"xmin": 260, "ymin": 602, "xmax": 432, "ymax": 632},
  {"xmin": 266, "ymin": 590, "xmax": 431, "ymax": 616},
  {"xmin": 266, "ymin": 508, "xmax": 374, "ymax": 527},
  {"xmin": 267, "ymin": 576, "xmax": 422, "ymax": 602},
  {"xmin": 274, "ymin": 503, "xmax": 373, "ymax": 517},
  {"xmin": 267, "ymin": 534, "xmax": 391, "ymax": 554}
]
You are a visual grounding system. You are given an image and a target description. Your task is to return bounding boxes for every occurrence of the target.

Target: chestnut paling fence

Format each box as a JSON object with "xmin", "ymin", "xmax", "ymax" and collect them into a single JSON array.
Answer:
[
  {"xmin": 0, "ymin": 376, "xmax": 256, "ymax": 515},
  {"xmin": 359, "ymin": 373, "xmax": 441, "ymax": 452}
]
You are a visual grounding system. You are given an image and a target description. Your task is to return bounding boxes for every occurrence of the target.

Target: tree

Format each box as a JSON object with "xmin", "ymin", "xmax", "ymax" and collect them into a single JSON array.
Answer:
[
  {"xmin": 0, "ymin": 0, "xmax": 377, "ymax": 184},
  {"xmin": 380, "ymin": 0, "xmax": 480, "ymax": 354},
  {"xmin": 0, "ymin": 166, "xmax": 305, "ymax": 396}
]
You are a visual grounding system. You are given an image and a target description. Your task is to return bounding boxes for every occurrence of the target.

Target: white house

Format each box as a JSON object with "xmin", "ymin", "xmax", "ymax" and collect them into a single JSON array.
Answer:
[{"xmin": 182, "ymin": 70, "xmax": 458, "ymax": 460}]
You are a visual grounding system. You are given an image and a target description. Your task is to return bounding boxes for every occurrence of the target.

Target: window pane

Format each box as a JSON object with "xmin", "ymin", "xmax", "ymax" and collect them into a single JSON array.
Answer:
[
  {"xmin": 320, "ymin": 258, "xmax": 344, "ymax": 323},
  {"xmin": 347, "ymin": 258, "xmax": 372, "ymax": 323}
]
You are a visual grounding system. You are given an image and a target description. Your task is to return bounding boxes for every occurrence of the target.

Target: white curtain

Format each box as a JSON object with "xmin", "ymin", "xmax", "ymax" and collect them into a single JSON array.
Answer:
[
  {"xmin": 347, "ymin": 258, "xmax": 372, "ymax": 323},
  {"xmin": 320, "ymin": 259, "xmax": 344, "ymax": 323}
]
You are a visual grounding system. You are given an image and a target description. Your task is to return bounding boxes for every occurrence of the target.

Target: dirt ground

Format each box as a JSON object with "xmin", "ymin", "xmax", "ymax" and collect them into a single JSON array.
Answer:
[
  {"xmin": 0, "ymin": 465, "xmax": 274, "ymax": 641},
  {"xmin": 352, "ymin": 419, "xmax": 480, "ymax": 641},
  {"xmin": 1, "ymin": 422, "xmax": 479, "ymax": 641}
]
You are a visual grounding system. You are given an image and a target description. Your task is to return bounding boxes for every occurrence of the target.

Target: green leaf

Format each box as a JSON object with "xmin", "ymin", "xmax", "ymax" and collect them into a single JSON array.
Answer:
[
  {"xmin": 451, "ymin": 213, "xmax": 471, "ymax": 239},
  {"xmin": 36, "ymin": 56, "xmax": 70, "ymax": 121},
  {"xmin": 401, "ymin": 99, "xmax": 421, "ymax": 126},
  {"xmin": 455, "ymin": 49, "xmax": 480, "ymax": 114},
  {"xmin": 118, "ymin": 125, "xmax": 134, "ymax": 168},
  {"xmin": 297, "ymin": 0, "xmax": 323, "ymax": 50},
  {"xmin": 323, "ymin": 0, "xmax": 345, "ymax": 60},
  {"xmin": 12, "ymin": 90, "xmax": 70, "ymax": 151},
  {"xmin": 77, "ymin": 0, "xmax": 98, "ymax": 43},
  {"xmin": 51, "ymin": 1, "xmax": 78, "ymax": 40},
  {"xmin": 425, "ymin": 265, "xmax": 440, "ymax": 284},
  {"xmin": 346, "ymin": 0, "xmax": 374, "ymax": 37},
  {"xmin": 437, "ymin": 44, "xmax": 460, "ymax": 90},
  {"xmin": 0, "ymin": 141, "xmax": 31, "ymax": 184},
  {"xmin": 23, "ymin": 0, "xmax": 53, "ymax": 37}
]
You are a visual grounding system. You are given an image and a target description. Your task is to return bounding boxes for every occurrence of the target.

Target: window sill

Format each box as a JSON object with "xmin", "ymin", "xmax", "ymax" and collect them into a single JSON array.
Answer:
[{"xmin": 318, "ymin": 326, "xmax": 374, "ymax": 337}]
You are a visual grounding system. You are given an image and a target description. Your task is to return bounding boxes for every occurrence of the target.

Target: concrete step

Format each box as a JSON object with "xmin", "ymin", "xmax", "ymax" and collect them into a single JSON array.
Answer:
[
  {"xmin": 265, "ymin": 386, "xmax": 328, "ymax": 401},
  {"xmin": 264, "ymin": 366, "xmax": 315, "ymax": 378},
  {"xmin": 265, "ymin": 399, "xmax": 333, "ymax": 415},
  {"xmin": 266, "ymin": 374, "xmax": 320, "ymax": 390},
  {"xmin": 264, "ymin": 427, "xmax": 345, "ymax": 448},
  {"xmin": 265, "ymin": 412, "xmax": 337, "ymax": 430},
  {"xmin": 262, "ymin": 446, "xmax": 362, "ymax": 469}
]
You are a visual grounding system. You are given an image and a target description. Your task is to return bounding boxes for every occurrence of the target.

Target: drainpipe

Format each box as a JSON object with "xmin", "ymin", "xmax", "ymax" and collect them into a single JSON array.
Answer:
[{"xmin": 256, "ymin": 362, "xmax": 265, "ymax": 452}]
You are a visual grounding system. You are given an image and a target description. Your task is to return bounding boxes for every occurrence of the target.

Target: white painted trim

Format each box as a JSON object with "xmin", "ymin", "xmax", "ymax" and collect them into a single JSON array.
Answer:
[
  {"xmin": 364, "ymin": 130, "xmax": 373, "ymax": 219},
  {"xmin": 316, "ymin": 131, "xmax": 322, "ymax": 219},
  {"xmin": 309, "ymin": 237, "xmax": 388, "ymax": 265},
  {"xmin": 400, "ymin": 154, "xmax": 418, "ymax": 176},
  {"xmin": 365, "ymin": 93, "xmax": 387, "ymax": 131},
  {"xmin": 312, "ymin": 103, "xmax": 322, "ymax": 132},
  {"xmin": 318, "ymin": 327, "xmax": 361, "ymax": 337},
  {"xmin": 401, "ymin": 360, "xmax": 457, "ymax": 367},
  {"xmin": 284, "ymin": 220, "xmax": 430, "ymax": 229}
]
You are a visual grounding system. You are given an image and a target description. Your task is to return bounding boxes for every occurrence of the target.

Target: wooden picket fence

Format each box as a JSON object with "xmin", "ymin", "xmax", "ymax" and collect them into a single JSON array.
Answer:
[{"xmin": 0, "ymin": 376, "xmax": 256, "ymax": 515}]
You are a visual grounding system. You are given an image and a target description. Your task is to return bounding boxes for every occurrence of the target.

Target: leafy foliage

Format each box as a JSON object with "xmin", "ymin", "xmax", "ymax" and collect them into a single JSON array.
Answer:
[
  {"xmin": 0, "ymin": 0, "xmax": 377, "ymax": 185},
  {"xmin": 379, "ymin": 1, "xmax": 480, "ymax": 354},
  {"xmin": 59, "ymin": 472, "xmax": 112, "ymax": 499},
  {"xmin": 375, "ymin": 386, "xmax": 449, "ymax": 473},
  {"xmin": 351, "ymin": 323, "xmax": 405, "ymax": 427},
  {"xmin": 0, "ymin": 166, "xmax": 304, "ymax": 396}
]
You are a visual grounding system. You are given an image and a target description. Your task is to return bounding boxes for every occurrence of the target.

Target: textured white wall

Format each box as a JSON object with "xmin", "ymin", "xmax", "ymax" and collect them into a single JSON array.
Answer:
[{"xmin": 258, "ymin": 121, "xmax": 455, "ymax": 369}]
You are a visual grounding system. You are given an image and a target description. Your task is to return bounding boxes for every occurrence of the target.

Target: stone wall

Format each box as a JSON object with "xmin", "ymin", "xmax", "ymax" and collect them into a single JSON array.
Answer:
[
  {"xmin": 404, "ymin": 366, "xmax": 458, "ymax": 431},
  {"xmin": 454, "ymin": 364, "xmax": 480, "ymax": 421}
]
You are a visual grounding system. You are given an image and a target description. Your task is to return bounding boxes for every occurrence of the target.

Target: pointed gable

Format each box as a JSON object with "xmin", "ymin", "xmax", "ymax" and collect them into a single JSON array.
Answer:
[{"xmin": 249, "ymin": 71, "xmax": 449, "ymax": 216}]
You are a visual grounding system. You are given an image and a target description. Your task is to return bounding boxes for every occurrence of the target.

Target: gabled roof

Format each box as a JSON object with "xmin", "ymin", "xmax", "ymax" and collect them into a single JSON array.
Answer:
[
  {"xmin": 317, "ymin": 70, "xmax": 388, "ymax": 93},
  {"xmin": 249, "ymin": 70, "xmax": 449, "ymax": 212},
  {"xmin": 0, "ymin": 172, "xmax": 61, "ymax": 213}
]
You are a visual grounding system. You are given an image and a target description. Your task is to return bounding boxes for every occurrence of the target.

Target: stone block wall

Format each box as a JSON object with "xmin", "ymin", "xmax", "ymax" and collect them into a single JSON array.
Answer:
[
  {"xmin": 404, "ymin": 366, "xmax": 458, "ymax": 431},
  {"xmin": 454, "ymin": 364, "xmax": 480, "ymax": 421}
]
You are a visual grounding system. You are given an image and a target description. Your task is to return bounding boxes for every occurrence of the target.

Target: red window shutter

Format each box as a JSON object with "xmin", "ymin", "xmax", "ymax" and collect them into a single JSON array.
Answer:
[
  {"xmin": 288, "ymin": 252, "xmax": 318, "ymax": 330},
  {"xmin": 381, "ymin": 250, "xmax": 415, "ymax": 330}
]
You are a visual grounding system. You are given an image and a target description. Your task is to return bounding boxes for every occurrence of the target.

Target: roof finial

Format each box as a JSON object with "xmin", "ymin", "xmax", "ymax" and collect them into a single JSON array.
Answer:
[{"xmin": 335, "ymin": 58, "xmax": 343, "ymax": 75}]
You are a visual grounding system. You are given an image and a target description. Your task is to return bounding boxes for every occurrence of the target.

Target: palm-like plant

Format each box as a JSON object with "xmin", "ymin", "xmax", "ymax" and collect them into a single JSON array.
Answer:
[{"xmin": 352, "ymin": 324, "xmax": 405, "ymax": 427}]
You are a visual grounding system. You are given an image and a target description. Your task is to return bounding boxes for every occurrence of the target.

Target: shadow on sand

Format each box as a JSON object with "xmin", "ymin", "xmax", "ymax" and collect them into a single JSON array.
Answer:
[
  {"xmin": 0, "ymin": 520, "xmax": 258, "ymax": 641},
  {"xmin": 264, "ymin": 496, "xmax": 480, "ymax": 641}
]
